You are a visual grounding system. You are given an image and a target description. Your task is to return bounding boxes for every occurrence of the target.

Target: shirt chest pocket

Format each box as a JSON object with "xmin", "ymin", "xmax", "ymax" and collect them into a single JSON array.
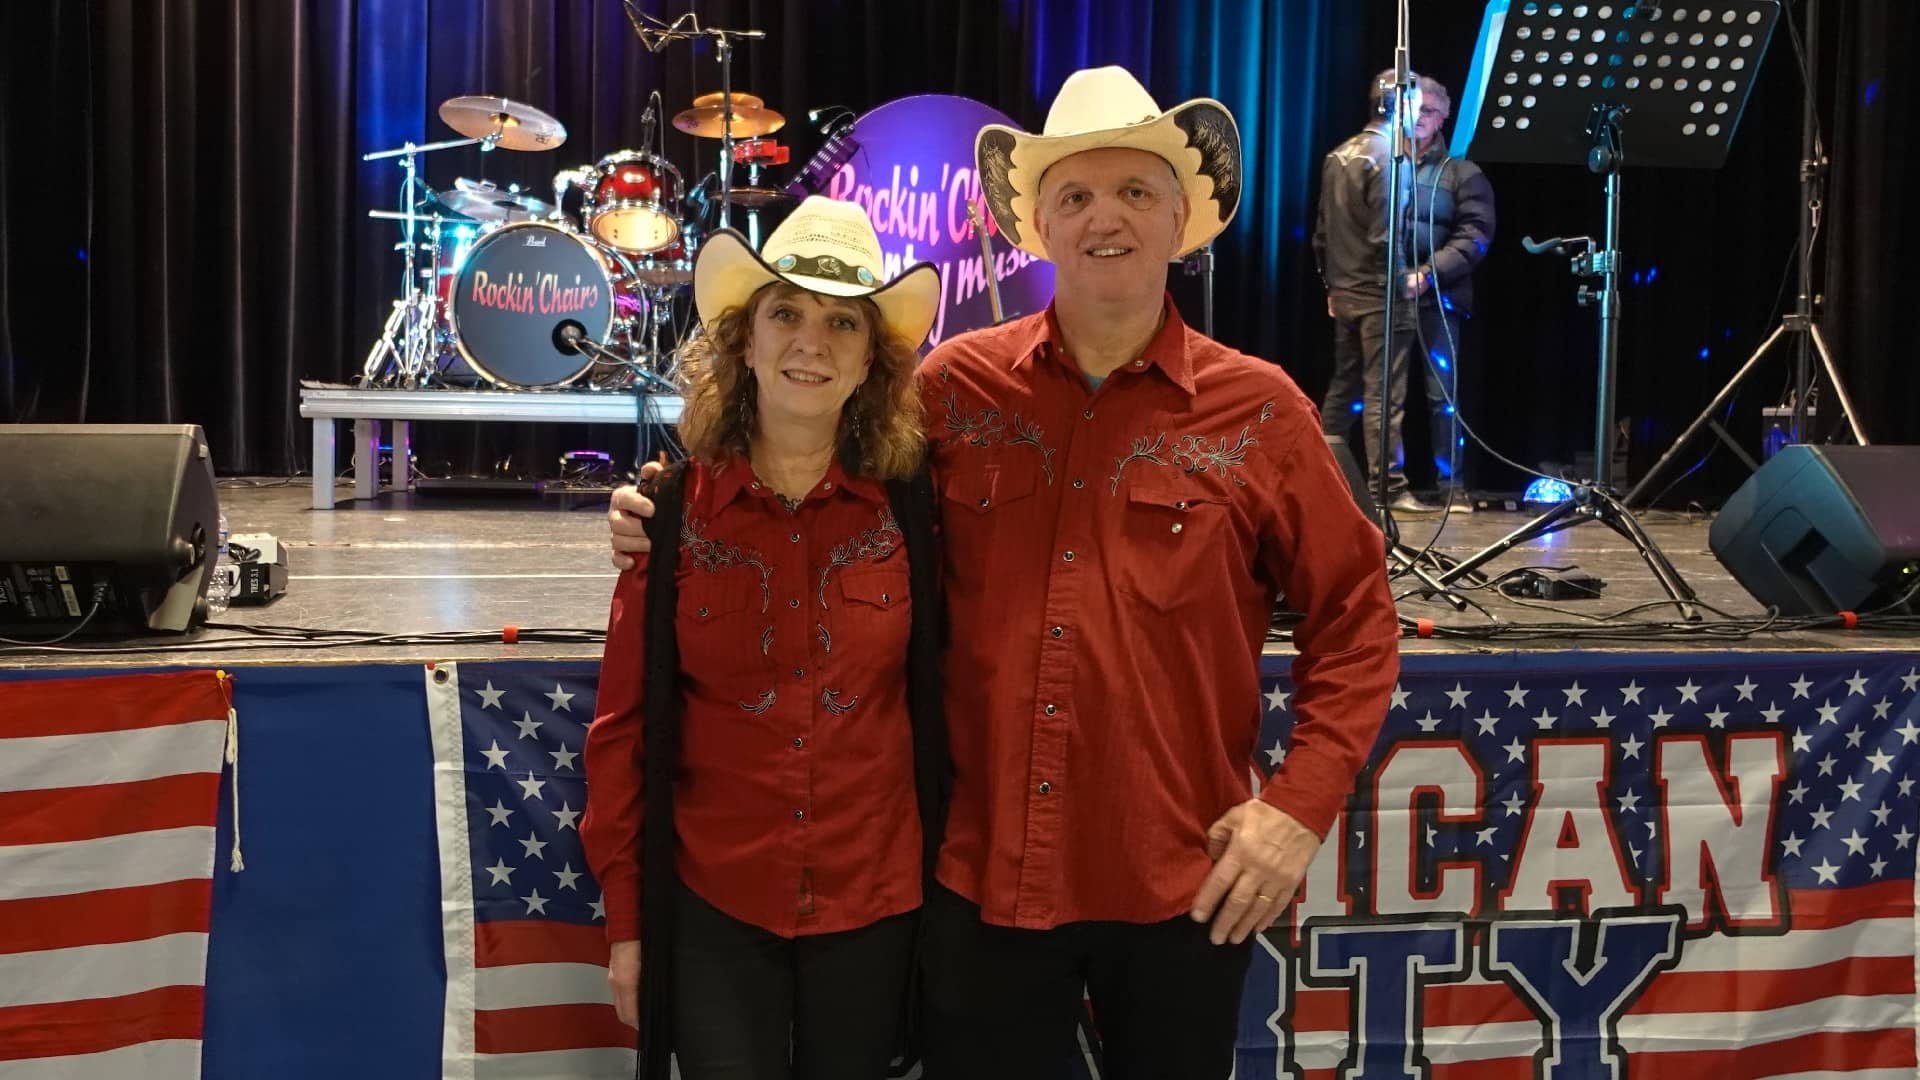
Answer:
[
  {"xmin": 939, "ymin": 461, "xmax": 1042, "ymax": 592},
  {"xmin": 1117, "ymin": 480, "xmax": 1235, "ymax": 614},
  {"xmin": 678, "ymin": 574, "xmax": 765, "ymax": 678}
]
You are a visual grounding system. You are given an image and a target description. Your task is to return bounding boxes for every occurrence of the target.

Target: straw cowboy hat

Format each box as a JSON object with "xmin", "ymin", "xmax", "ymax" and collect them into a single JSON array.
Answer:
[
  {"xmin": 693, "ymin": 195, "xmax": 940, "ymax": 347},
  {"xmin": 975, "ymin": 65, "xmax": 1242, "ymax": 261}
]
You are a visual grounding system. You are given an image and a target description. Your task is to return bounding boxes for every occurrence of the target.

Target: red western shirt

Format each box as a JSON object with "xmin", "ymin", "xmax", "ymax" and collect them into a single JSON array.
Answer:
[
  {"xmin": 583, "ymin": 458, "xmax": 923, "ymax": 941},
  {"xmin": 922, "ymin": 298, "xmax": 1400, "ymax": 930}
]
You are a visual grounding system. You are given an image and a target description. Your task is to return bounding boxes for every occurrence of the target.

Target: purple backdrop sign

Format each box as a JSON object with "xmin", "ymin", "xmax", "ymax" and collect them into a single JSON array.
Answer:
[{"xmin": 824, "ymin": 95, "xmax": 1055, "ymax": 348}]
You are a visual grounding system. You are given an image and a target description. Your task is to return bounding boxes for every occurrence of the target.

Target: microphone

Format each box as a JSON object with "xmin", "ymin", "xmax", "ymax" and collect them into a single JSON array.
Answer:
[{"xmin": 553, "ymin": 320, "xmax": 589, "ymax": 354}]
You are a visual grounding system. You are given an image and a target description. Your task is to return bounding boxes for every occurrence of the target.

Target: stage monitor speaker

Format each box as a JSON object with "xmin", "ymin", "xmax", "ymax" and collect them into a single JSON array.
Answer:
[
  {"xmin": 0, "ymin": 424, "xmax": 219, "ymax": 637},
  {"xmin": 1709, "ymin": 444, "xmax": 1920, "ymax": 616}
]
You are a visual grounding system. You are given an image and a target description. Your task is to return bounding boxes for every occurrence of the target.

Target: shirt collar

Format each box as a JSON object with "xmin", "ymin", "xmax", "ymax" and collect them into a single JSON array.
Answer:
[
  {"xmin": 1013, "ymin": 295, "xmax": 1198, "ymax": 396},
  {"xmin": 709, "ymin": 453, "xmax": 887, "ymax": 511}
]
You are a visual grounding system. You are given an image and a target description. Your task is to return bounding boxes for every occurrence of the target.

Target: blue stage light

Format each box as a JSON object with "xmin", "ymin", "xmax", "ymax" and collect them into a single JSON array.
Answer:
[
  {"xmin": 1351, "ymin": 400, "xmax": 1364, "ymax": 413},
  {"xmin": 1524, "ymin": 477, "xmax": 1575, "ymax": 505}
]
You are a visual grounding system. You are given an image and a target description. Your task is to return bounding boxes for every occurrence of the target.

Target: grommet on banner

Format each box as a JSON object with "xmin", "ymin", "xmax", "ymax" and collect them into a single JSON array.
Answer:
[{"xmin": 502, "ymin": 624, "xmax": 521, "ymax": 644}]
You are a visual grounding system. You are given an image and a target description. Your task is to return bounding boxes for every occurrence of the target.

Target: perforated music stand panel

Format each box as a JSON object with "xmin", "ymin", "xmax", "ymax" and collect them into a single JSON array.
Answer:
[{"xmin": 1452, "ymin": 0, "xmax": 1779, "ymax": 168}]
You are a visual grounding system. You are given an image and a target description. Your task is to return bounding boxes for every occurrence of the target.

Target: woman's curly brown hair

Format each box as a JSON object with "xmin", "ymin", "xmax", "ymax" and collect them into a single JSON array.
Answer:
[{"xmin": 675, "ymin": 282, "xmax": 926, "ymax": 480}]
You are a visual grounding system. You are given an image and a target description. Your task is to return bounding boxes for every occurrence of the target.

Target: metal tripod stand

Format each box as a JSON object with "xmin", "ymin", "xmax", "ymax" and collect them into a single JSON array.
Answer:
[{"xmin": 1625, "ymin": 0, "xmax": 1867, "ymax": 507}]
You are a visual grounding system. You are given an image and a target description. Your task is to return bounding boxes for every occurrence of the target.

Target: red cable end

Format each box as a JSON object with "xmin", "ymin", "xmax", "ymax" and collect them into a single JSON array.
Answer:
[
  {"xmin": 1838, "ymin": 610, "xmax": 1858, "ymax": 630},
  {"xmin": 1415, "ymin": 618, "xmax": 1436, "ymax": 638},
  {"xmin": 501, "ymin": 624, "xmax": 520, "ymax": 644}
]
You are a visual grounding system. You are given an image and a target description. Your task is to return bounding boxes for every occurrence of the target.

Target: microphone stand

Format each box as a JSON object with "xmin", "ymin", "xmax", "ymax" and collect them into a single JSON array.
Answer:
[{"xmin": 1377, "ymin": 10, "xmax": 1415, "ymax": 541}]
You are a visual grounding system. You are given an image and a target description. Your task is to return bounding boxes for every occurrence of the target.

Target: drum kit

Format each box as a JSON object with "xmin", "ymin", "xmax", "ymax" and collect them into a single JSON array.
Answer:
[{"xmin": 360, "ymin": 87, "xmax": 793, "ymax": 392}]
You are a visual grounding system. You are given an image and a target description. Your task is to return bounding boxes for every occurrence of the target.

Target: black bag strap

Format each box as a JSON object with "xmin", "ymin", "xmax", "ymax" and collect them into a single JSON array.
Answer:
[{"xmin": 636, "ymin": 461, "xmax": 688, "ymax": 1080}]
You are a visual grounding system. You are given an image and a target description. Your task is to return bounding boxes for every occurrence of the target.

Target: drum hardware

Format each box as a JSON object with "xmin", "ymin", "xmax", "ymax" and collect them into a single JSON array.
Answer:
[
  {"xmin": 361, "ymin": 96, "xmax": 567, "ymax": 388},
  {"xmin": 623, "ymin": 5, "xmax": 769, "ymax": 230}
]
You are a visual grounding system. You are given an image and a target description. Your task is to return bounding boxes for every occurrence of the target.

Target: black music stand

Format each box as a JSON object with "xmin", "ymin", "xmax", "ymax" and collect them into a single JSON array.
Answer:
[{"xmin": 1434, "ymin": 0, "xmax": 1780, "ymax": 618}]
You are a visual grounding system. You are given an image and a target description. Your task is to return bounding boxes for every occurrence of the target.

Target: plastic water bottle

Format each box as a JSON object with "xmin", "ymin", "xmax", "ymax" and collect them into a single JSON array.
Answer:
[{"xmin": 207, "ymin": 510, "xmax": 233, "ymax": 617}]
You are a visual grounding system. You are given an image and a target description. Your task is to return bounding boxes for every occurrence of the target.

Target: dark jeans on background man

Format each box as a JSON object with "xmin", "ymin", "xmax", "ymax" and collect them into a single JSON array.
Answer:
[
  {"xmin": 919, "ymin": 884, "xmax": 1255, "ymax": 1080},
  {"xmin": 1320, "ymin": 306, "xmax": 1417, "ymax": 498},
  {"xmin": 1417, "ymin": 303, "xmax": 1467, "ymax": 491},
  {"xmin": 671, "ymin": 885, "xmax": 917, "ymax": 1080}
]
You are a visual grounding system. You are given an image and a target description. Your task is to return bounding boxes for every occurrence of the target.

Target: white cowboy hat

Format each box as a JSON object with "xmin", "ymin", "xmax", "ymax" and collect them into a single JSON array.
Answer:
[
  {"xmin": 975, "ymin": 66, "xmax": 1242, "ymax": 262},
  {"xmin": 693, "ymin": 195, "xmax": 940, "ymax": 347}
]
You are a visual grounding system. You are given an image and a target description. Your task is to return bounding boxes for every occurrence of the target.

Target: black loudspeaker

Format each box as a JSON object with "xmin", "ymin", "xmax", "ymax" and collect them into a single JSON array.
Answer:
[
  {"xmin": 0, "ymin": 424, "xmax": 219, "ymax": 636},
  {"xmin": 1709, "ymin": 445, "xmax": 1920, "ymax": 616},
  {"xmin": 1324, "ymin": 434, "xmax": 1380, "ymax": 521}
]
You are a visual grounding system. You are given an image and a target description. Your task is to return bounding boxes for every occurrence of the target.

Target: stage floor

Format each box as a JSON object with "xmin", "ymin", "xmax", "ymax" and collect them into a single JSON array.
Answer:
[{"xmin": 5, "ymin": 480, "xmax": 1913, "ymax": 669}]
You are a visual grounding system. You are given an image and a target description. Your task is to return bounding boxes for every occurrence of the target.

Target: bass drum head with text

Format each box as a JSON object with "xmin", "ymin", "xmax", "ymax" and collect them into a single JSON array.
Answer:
[{"xmin": 449, "ymin": 222, "xmax": 612, "ymax": 388}]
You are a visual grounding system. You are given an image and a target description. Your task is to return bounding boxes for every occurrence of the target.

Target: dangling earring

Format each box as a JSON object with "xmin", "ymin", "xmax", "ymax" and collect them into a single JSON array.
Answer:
[
  {"xmin": 846, "ymin": 386, "xmax": 866, "ymax": 439},
  {"xmin": 738, "ymin": 373, "xmax": 757, "ymax": 434}
]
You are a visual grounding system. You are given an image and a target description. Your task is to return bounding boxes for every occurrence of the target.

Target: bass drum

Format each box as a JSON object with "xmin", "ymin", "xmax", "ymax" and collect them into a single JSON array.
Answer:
[{"xmin": 448, "ymin": 221, "xmax": 637, "ymax": 388}]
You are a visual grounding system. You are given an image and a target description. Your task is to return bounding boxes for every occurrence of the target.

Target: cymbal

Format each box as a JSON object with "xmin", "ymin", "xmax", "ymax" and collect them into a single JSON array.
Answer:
[
  {"xmin": 690, "ymin": 90, "xmax": 765, "ymax": 110},
  {"xmin": 727, "ymin": 186, "xmax": 795, "ymax": 210},
  {"xmin": 438, "ymin": 95, "xmax": 567, "ymax": 151},
  {"xmin": 437, "ymin": 178, "xmax": 555, "ymax": 222},
  {"xmin": 673, "ymin": 104, "xmax": 786, "ymax": 139}
]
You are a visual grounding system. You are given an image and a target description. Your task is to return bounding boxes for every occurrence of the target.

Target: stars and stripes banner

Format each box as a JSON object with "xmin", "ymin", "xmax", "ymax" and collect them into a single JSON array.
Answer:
[
  {"xmin": 1238, "ymin": 654, "xmax": 1920, "ymax": 1080},
  {"xmin": 0, "ymin": 670, "xmax": 232, "ymax": 1080},
  {"xmin": 2, "ymin": 653, "xmax": 1915, "ymax": 1080},
  {"xmin": 423, "ymin": 661, "xmax": 634, "ymax": 1080}
]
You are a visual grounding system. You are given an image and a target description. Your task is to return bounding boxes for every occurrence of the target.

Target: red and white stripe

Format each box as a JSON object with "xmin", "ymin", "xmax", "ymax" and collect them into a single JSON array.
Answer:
[
  {"xmin": 0, "ymin": 671, "xmax": 230, "ymax": 1078},
  {"xmin": 425, "ymin": 663, "xmax": 635, "ymax": 1080},
  {"xmin": 1278, "ymin": 884, "xmax": 1917, "ymax": 1080}
]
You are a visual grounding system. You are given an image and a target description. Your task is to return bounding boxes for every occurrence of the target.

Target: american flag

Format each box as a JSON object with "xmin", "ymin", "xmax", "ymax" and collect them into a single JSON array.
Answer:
[
  {"xmin": 1235, "ymin": 655, "xmax": 1920, "ymax": 1079},
  {"xmin": 425, "ymin": 661, "xmax": 634, "ymax": 1080},
  {"xmin": 0, "ymin": 670, "xmax": 231, "ymax": 1079}
]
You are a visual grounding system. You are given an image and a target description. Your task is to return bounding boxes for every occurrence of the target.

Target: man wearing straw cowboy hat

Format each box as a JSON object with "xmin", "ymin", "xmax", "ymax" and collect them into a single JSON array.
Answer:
[
  {"xmin": 609, "ymin": 66, "xmax": 1400, "ymax": 1076},
  {"xmin": 912, "ymin": 66, "xmax": 1399, "ymax": 1076}
]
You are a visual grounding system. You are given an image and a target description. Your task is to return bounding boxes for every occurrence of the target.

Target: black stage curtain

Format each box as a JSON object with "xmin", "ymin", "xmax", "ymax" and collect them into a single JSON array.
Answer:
[{"xmin": 1, "ymin": 0, "xmax": 1911, "ymax": 496}]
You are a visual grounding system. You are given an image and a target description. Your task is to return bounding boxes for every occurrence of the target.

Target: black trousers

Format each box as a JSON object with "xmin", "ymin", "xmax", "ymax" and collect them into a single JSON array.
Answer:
[
  {"xmin": 1320, "ymin": 306, "xmax": 1417, "ymax": 498},
  {"xmin": 919, "ymin": 884, "xmax": 1255, "ymax": 1080},
  {"xmin": 672, "ymin": 886, "xmax": 917, "ymax": 1080},
  {"xmin": 1416, "ymin": 303, "xmax": 1468, "ymax": 490}
]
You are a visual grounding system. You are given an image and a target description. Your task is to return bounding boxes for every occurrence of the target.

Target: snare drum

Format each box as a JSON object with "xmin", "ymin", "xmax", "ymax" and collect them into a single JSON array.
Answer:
[
  {"xmin": 447, "ymin": 221, "xmax": 641, "ymax": 388},
  {"xmin": 586, "ymin": 150, "xmax": 684, "ymax": 254}
]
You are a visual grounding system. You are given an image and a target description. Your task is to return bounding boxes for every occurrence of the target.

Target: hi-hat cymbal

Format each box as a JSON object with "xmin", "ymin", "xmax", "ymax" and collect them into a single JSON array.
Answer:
[
  {"xmin": 727, "ymin": 186, "xmax": 795, "ymax": 210},
  {"xmin": 690, "ymin": 90, "xmax": 765, "ymax": 110},
  {"xmin": 437, "ymin": 178, "xmax": 555, "ymax": 222},
  {"xmin": 438, "ymin": 95, "xmax": 568, "ymax": 151},
  {"xmin": 672, "ymin": 104, "xmax": 786, "ymax": 139}
]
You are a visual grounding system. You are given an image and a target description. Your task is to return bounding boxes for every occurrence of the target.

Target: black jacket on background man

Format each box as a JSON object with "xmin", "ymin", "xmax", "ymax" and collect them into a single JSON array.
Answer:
[
  {"xmin": 1410, "ymin": 145, "xmax": 1497, "ymax": 317},
  {"xmin": 1313, "ymin": 122, "xmax": 1409, "ymax": 319}
]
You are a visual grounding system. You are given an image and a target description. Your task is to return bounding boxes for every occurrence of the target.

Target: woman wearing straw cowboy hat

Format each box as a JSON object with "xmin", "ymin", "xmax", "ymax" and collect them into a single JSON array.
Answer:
[
  {"xmin": 583, "ymin": 195, "xmax": 950, "ymax": 1080},
  {"xmin": 910, "ymin": 66, "xmax": 1399, "ymax": 1077}
]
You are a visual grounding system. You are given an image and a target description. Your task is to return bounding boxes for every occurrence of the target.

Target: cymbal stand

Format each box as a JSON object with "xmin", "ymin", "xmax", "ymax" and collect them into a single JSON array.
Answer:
[{"xmin": 359, "ymin": 130, "xmax": 502, "ymax": 386}]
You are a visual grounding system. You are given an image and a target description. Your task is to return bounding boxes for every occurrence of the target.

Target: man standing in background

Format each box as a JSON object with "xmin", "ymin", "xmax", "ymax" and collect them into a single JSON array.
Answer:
[
  {"xmin": 1314, "ymin": 70, "xmax": 1435, "ymax": 514},
  {"xmin": 1409, "ymin": 74, "xmax": 1496, "ymax": 511}
]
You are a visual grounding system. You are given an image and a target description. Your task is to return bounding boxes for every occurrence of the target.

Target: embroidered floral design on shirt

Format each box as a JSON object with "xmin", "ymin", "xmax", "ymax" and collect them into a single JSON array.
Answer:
[
  {"xmin": 1108, "ymin": 432, "xmax": 1169, "ymax": 494},
  {"xmin": 1258, "ymin": 400, "xmax": 1275, "ymax": 425},
  {"xmin": 821, "ymin": 688, "xmax": 859, "ymax": 716},
  {"xmin": 942, "ymin": 391, "xmax": 1005, "ymax": 447},
  {"xmin": 817, "ymin": 623, "xmax": 832, "ymax": 655},
  {"xmin": 682, "ymin": 516, "xmax": 773, "ymax": 613},
  {"xmin": 816, "ymin": 506, "xmax": 902, "ymax": 610},
  {"xmin": 1173, "ymin": 427, "xmax": 1257, "ymax": 487},
  {"xmin": 739, "ymin": 688, "xmax": 776, "ymax": 715},
  {"xmin": 760, "ymin": 626, "xmax": 774, "ymax": 656},
  {"xmin": 1007, "ymin": 414, "xmax": 1057, "ymax": 485},
  {"xmin": 941, "ymin": 393, "xmax": 1056, "ymax": 485}
]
